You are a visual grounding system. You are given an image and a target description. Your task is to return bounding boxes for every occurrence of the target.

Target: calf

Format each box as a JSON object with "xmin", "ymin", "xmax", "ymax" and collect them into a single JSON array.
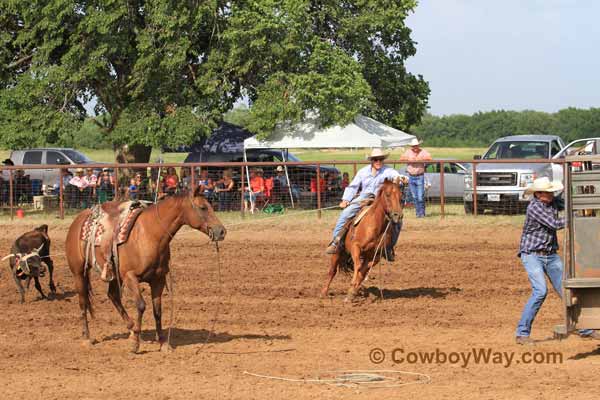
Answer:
[{"xmin": 4, "ymin": 225, "xmax": 56, "ymax": 303}]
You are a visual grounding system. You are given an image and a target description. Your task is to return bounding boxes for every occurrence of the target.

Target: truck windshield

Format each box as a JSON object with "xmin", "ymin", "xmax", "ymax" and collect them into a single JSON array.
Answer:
[
  {"xmin": 483, "ymin": 141, "xmax": 549, "ymax": 159},
  {"xmin": 63, "ymin": 150, "xmax": 92, "ymax": 164}
]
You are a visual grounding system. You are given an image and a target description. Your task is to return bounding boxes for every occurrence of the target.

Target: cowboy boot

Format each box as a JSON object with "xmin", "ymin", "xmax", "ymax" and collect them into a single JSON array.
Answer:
[
  {"xmin": 325, "ymin": 226, "xmax": 349, "ymax": 254},
  {"xmin": 325, "ymin": 237, "xmax": 341, "ymax": 254}
]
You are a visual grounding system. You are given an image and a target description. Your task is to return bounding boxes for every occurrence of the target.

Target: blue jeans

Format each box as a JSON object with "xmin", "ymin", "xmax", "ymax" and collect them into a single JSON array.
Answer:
[
  {"xmin": 516, "ymin": 253, "xmax": 592, "ymax": 337},
  {"xmin": 332, "ymin": 194, "xmax": 372, "ymax": 240},
  {"xmin": 409, "ymin": 175, "xmax": 425, "ymax": 217}
]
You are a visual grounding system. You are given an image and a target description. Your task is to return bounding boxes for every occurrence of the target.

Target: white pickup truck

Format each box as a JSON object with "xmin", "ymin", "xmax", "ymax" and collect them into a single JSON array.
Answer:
[{"xmin": 464, "ymin": 136, "xmax": 600, "ymax": 214}]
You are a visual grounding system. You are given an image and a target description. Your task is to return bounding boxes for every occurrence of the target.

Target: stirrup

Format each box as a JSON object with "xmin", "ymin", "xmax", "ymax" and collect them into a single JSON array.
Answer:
[{"xmin": 325, "ymin": 241, "xmax": 339, "ymax": 254}]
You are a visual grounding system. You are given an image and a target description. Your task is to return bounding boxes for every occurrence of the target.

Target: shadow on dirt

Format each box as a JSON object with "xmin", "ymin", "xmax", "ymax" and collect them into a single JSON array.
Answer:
[
  {"xmin": 102, "ymin": 328, "xmax": 290, "ymax": 348},
  {"xmin": 362, "ymin": 286, "xmax": 462, "ymax": 299},
  {"xmin": 569, "ymin": 346, "xmax": 600, "ymax": 360},
  {"xmin": 47, "ymin": 290, "xmax": 77, "ymax": 301}
]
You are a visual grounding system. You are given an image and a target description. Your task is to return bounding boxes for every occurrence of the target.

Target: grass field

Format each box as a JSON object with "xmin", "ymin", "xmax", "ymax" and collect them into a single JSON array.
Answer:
[{"xmin": 0, "ymin": 147, "xmax": 485, "ymax": 164}]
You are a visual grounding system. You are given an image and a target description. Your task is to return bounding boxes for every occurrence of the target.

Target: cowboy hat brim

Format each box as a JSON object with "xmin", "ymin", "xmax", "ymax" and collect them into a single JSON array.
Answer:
[
  {"xmin": 366, "ymin": 154, "xmax": 389, "ymax": 160},
  {"xmin": 524, "ymin": 181, "xmax": 564, "ymax": 194}
]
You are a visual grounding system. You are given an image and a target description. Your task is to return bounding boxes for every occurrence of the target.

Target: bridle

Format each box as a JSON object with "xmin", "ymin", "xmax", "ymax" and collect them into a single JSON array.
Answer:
[{"xmin": 380, "ymin": 182, "xmax": 404, "ymax": 223}]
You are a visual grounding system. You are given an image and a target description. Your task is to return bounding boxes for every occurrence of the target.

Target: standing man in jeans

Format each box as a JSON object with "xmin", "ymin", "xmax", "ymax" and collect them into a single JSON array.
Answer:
[
  {"xmin": 402, "ymin": 138, "xmax": 431, "ymax": 218},
  {"xmin": 515, "ymin": 177, "xmax": 598, "ymax": 344}
]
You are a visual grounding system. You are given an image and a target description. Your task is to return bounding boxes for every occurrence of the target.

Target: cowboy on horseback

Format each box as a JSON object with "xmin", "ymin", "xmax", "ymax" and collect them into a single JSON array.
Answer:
[{"xmin": 325, "ymin": 148, "xmax": 408, "ymax": 260}]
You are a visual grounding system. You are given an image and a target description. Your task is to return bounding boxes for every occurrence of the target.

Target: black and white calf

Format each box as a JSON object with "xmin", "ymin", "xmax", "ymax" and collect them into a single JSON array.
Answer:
[{"xmin": 3, "ymin": 225, "xmax": 56, "ymax": 303}]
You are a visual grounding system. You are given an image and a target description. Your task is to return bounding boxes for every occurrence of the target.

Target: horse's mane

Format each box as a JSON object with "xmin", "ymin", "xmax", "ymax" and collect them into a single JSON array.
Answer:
[{"xmin": 374, "ymin": 179, "xmax": 396, "ymax": 201}]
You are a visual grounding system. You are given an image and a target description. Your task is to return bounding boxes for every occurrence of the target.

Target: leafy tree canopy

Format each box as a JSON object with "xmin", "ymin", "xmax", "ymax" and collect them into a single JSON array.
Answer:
[
  {"xmin": 414, "ymin": 108, "xmax": 600, "ymax": 147},
  {"xmin": 0, "ymin": 0, "xmax": 429, "ymax": 161}
]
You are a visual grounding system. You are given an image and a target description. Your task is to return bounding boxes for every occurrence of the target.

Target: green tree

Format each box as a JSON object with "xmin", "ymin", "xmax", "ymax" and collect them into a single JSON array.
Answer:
[{"xmin": 1, "ymin": 0, "xmax": 429, "ymax": 162}]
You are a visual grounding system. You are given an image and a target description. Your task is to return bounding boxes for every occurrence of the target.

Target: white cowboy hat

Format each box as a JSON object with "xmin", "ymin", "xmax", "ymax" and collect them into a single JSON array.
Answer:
[
  {"xmin": 409, "ymin": 138, "xmax": 423, "ymax": 146},
  {"xmin": 366, "ymin": 148, "xmax": 389, "ymax": 160},
  {"xmin": 276, "ymin": 166, "xmax": 284, "ymax": 172},
  {"xmin": 524, "ymin": 177, "xmax": 564, "ymax": 194},
  {"xmin": 75, "ymin": 167, "xmax": 84, "ymax": 173}
]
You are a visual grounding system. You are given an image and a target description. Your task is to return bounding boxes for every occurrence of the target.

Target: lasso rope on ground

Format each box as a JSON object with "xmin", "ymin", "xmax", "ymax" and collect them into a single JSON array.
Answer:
[{"xmin": 242, "ymin": 369, "xmax": 431, "ymax": 389}]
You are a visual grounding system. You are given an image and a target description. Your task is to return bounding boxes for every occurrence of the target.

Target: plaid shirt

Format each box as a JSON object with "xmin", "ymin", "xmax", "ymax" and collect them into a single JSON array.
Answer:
[{"xmin": 519, "ymin": 196, "xmax": 565, "ymax": 256}]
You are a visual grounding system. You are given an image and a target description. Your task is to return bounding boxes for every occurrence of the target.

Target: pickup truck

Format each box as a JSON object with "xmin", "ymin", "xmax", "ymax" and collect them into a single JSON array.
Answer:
[
  {"xmin": 8, "ymin": 148, "xmax": 102, "ymax": 186},
  {"xmin": 464, "ymin": 135, "xmax": 600, "ymax": 214}
]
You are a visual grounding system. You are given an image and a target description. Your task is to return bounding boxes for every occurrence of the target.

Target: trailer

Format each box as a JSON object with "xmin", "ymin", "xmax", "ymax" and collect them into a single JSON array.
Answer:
[{"xmin": 555, "ymin": 154, "xmax": 600, "ymax": 338}]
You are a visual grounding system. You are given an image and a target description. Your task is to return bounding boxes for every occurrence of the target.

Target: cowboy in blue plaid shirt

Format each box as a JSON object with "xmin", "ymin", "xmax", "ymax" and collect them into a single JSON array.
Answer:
[{"xmin": 516, "ymin": 177, "xmax": 598, "ymax": 344}]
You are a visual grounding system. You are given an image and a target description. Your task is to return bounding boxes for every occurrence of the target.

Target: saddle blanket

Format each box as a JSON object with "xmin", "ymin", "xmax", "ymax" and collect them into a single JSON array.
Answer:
[{"xmin": 81, "ymin": 201, "xmax": 145, "ymax": 246}]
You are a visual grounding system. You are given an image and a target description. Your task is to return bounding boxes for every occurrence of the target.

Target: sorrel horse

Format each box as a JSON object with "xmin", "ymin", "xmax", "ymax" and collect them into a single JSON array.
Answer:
[
  {"xmin": 321, "ymin": 179, "xmax": 404, "ymax": 300},
  {"xmin": 65, "ymin": 187, "xmax": 226, "ymax": 353}
]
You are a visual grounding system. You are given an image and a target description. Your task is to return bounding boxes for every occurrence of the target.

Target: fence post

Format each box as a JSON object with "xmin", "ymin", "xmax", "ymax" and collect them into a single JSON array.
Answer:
[
  {"xmin": 191, "ymin": 166, "xmax": 196, "ymax": 194},
  {"xmin": 9, "ymin": 169, "xmax": 13, "ymax": 220},
  {"xmin": 353, "ymin": 163, "xmax": 357, "ymax": 178},
  {"xmin": 316, "ymin": 164, "xmax": 322, "ymax": 219},
  {"xmin": 59, "ymin": 168, "xmax": 64, "ymax": 219},
  {"xmin": 240, "ymin": 165, "xmax": 245, "ymax": 217},
  {"xmin": 440, "ymin": 161, "xmax": 445, "ymax": 219},
  {"xmin": 114, "ymin": 166, "xmax": 119, "ymax": 201},
  {"xmin": 473, "ymin": 163, "xmax": 478, "ymax": 217}
]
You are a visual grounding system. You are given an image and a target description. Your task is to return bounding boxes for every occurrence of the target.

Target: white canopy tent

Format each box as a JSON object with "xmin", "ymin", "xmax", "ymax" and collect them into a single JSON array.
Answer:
[
  {"xmin": 242, "ymin": 114, "xmax": 415, "ymax": 208},
  {"xmin": 244, "ymin": 114, "xmax": 415, "ymax": 150}
]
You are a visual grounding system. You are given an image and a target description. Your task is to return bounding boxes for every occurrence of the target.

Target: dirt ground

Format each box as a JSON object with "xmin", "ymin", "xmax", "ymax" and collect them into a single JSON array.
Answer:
[{"xmin": 1, "ymin": 213, "xmax": 599, "ymax": 400}]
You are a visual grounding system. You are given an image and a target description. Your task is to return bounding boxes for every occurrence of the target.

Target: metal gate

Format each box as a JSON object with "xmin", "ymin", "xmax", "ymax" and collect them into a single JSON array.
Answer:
[{"xmin": 556, "ymin": 154, "xmax": 600, "ymax": 337}]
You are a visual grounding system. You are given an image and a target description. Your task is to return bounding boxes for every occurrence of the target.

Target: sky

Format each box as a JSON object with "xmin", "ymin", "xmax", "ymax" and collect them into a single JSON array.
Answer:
[{"xmin": 404, "ymin": 1, "xmax": 600, "ymax": 116}]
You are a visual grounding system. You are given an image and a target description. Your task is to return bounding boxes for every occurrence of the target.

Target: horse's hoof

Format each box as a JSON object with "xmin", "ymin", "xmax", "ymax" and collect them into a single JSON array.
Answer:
[
  {"xmin": 160, "ymin": 343, "xmax": 174, "ymax": 353},
  {"xmin": 130, "ymin": 339, "xmax": 140, "ymax": 354},
  {"xmin": 80, "ymin": 339, "xmax": 96, "ymax": 348}
]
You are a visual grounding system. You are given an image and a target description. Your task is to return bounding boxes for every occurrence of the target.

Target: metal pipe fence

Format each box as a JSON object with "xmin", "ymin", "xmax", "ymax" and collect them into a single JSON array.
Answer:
[{"xmin": 0, "ymin": 159, "xmax": 567, "ymax": 220}]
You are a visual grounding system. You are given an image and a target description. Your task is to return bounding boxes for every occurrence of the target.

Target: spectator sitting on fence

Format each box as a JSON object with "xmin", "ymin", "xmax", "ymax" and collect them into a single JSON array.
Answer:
[
  {"xmin": 96, "ymin": 168, "xmax": 114, "ymax": 203},
  {"xmin": 163, "ymin": 167, "xmax": 179, "ymax": 196},
  {"xmin": 198, "ymin": 169, "xmax": 215, "ymax": 202},
  {"xmin": 244, "ymin": 168, "xmax": 265, "ymax": 214},
  {"xmin": 215, "ymin": 169, "xmax": 235, "ymax": 211}
]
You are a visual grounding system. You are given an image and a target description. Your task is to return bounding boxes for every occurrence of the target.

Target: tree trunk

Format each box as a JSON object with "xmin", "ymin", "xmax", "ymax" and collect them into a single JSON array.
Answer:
[
  {"xmin": 114, "ymin": 143, "xmax": 152, "ymax": 164},
  {"xmin": 113, "ymin": 144, "xmax": 152, "ymax": 199}
]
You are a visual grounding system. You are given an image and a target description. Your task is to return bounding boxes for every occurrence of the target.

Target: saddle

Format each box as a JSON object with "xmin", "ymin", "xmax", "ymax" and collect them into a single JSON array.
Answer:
[
  {"xmin": 81, "ymin": 200, "xmax": 147, "ymax": 281},
  {"xmin": 337, "ymin": 199, "xmax": 376, "ymax": 248}
]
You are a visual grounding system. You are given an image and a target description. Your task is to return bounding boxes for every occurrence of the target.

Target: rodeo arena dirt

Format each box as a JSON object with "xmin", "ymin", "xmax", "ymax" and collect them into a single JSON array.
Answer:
[{"xmin": 1, "ymin": 159, "xmax": 600, "ymax": 400}]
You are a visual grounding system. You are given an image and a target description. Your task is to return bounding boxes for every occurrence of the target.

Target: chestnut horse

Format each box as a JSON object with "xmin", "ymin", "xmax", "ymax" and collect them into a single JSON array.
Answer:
[
  {"xmin": 321, "ymin": 179, "xmax": 404, "ymax": 300},
  {"xmin": 66, "ymin": 187, "xmax": 226, "ymax": 353}
]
